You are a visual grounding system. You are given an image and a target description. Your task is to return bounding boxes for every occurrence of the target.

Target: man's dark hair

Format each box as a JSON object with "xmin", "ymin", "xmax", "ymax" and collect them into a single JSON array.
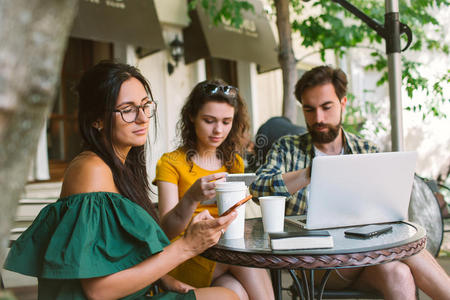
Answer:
[{"xmin": 294, "ymin": 65, "xmax": 348, "ymax": 103}]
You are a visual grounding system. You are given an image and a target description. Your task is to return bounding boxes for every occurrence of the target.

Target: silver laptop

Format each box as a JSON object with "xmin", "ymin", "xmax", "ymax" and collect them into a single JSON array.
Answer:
[{"xmin": 304, "ymin": 151, "xmax": 417, "ymax": 229}]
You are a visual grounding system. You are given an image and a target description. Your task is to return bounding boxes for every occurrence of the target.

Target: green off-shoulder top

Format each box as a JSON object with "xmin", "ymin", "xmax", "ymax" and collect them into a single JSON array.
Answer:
[{"xmin": 3, "ymin": 192, "xmax": 195, "ymax": 300}]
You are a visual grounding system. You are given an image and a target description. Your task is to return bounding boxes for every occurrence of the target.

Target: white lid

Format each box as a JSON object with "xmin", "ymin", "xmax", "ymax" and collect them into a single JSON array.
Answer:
[
  {"xmin": 215, "ymin": 181, "xmax": 246, "ymax": 191},
  {"xmin": 259, "ymin": 196, "xmax": 287, "ymax": 201}
]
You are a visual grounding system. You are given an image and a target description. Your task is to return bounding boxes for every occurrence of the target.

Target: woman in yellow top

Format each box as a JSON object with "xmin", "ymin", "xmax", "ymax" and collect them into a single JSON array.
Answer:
[{"xmin": 155, "ymin": 79, "xmax": 274, "ymax": 300}]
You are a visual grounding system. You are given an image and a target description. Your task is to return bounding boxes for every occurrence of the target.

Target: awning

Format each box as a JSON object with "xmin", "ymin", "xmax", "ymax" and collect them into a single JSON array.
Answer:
[
  {"xmin": 183, "ymin": 0, "xmax": 279, "ymax": 73},
  {"xmin": 70, "ymin": 0, "xmax": 165, "ymax": 54}
]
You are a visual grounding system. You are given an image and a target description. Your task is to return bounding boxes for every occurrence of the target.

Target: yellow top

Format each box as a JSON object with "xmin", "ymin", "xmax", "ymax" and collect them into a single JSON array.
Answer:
[
  {"xmin": 154, "ymin": 148, "xmax": 244, "ymax": 287},
  {"xmin": 154, "ymin": 149, "xmax": 244, "ymax": 217}
]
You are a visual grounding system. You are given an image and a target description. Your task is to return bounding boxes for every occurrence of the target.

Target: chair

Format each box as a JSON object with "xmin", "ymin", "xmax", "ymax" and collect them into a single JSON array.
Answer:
[
  {"xmin": 418, "ymin": 176, "xmax": 450, "ymax": 233},
  {"xmin": 408, "ymin": 175, "xmax": 444, "ymax": 257},
  {"xmin": 247, "ymin": 116, "xmax": 306, "ymax": 172}
]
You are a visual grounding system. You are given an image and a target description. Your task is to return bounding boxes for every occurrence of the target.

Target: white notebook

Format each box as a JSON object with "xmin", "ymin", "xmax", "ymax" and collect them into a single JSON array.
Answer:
[{"xmin": 269, "ymin": 230, "xmax": 333, "ymax": 250}]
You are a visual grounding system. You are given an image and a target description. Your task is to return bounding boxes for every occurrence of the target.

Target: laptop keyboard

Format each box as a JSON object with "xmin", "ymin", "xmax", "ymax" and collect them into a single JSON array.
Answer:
[{"xmin": 285, "ymin": 215, "xmax": 306, "ymax": 228}]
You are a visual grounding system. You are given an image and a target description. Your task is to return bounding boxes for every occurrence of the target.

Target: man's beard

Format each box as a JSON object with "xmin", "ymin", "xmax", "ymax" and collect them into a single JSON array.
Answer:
[{"xmin": 307, "ymin": 115, "xmax": 342, "ymax": 144}]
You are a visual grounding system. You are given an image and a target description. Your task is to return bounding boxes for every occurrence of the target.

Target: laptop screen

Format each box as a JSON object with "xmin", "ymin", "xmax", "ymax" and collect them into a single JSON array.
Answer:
[{"xmin": 305, "ymin": 151, "xmax": 417, "ymax": 229}]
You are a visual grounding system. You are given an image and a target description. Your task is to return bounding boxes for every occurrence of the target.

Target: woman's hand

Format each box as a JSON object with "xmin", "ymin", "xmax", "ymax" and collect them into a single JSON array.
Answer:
[
  {"xmin": 183, "ymin": 172, "xmax": 227, "ymax": 204},
  {"xmin": 182, "ymin": 210, "xmax": 236, "ymax": 256},
  {"xmin": 158, "ymin": 275, "xmax": 194, "ymax": 294}
]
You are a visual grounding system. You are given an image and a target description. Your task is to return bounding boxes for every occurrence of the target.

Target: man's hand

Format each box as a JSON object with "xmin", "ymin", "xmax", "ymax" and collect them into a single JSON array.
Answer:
[{"xmin": 282, "ymin": 167, "xmax": 311, "ymax": 194}]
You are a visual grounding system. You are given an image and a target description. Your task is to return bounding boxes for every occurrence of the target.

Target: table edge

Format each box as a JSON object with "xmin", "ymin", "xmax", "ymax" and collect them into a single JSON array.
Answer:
[{"xmin": 201, "ymin": 221, "xmax": 427, "ymax": 269}]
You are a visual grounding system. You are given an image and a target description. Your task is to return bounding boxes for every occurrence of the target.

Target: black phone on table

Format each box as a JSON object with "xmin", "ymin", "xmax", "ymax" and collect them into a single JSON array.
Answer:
[{"xmin": 344, "ymin": 224, "xmax": 393, "ymax": 238}]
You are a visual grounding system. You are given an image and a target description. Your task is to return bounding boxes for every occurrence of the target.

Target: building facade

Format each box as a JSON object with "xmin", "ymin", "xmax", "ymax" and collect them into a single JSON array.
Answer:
[{"xmin": 30, "ymin": 0, "xmax": 288, "ymax": 194}]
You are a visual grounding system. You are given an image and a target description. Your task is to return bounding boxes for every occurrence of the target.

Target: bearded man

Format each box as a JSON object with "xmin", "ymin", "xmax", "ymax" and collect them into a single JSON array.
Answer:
[
  {"xmin": 251, "ymin": 65, "xmax": 378, "ymax": 215},
  {"xmin": 250, "ymin": 65, "xmax": 450, "ymax": 298}
]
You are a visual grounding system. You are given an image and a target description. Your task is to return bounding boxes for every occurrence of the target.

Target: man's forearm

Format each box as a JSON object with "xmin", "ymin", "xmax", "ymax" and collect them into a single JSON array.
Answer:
[{"xmin": 282, "ymin": 167, "xmax": 310, "ymax": 194}]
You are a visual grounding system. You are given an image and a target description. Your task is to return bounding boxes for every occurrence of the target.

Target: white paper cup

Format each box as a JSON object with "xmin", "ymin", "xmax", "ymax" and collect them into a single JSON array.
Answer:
[
  {"xmin": 259, "ymin": 196, "xmax": 286, "ymax": 232},
  {"xmin": 221, "ymin": 237, "xmax": 246, "ymax": 249},
  {"xmin": 216, "ymin": 181, "xmax": 247, "ymax": 239}
]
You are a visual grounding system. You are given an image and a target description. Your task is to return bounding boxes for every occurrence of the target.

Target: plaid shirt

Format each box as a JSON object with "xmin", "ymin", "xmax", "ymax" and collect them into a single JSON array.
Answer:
[{"xmin": 250, "ymin": 130, "xmax": 379, "ymax": 215}]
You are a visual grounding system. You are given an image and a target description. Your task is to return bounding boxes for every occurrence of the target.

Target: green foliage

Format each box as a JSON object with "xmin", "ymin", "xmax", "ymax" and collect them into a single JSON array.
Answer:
[
  {"xmin": 189, "ymin": 0, "xmax": 254, "ymax": 27},
  {"xmin": 196, "ymin": 0, "xmax": 449, "ymax": 130},
  {"xmin": 342, "ymin": 93, "xmax": 387, "ymax": 137},
  {"xmin": 341, "ymin": 93, "xmax": 367, "ymax": 136},
  {"xmin": 290, "ymin": 0, "xmax": 450, "ymax": 121}
]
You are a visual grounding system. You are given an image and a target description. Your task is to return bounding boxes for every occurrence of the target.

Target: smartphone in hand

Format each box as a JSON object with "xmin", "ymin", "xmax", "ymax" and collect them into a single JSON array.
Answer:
[{"xmin": 221, "ymin": 195, "xmax": 252, "ymax": 216}]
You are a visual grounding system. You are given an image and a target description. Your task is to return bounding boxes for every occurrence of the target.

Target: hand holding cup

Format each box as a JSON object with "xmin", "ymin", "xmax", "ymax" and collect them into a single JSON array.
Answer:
[{"xmin": 183, "ymin": 172, "xmax": 227, "ymax": 204}]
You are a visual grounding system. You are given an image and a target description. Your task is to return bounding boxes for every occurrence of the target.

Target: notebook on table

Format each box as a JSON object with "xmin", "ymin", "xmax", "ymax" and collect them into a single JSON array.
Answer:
[
  {"xmin": 269, "ymin": 230, "xmax": 334, "ymax": 250},
  {"xmin": 287, "ymin": 151, "xmax": 417, "ymax": 230}
]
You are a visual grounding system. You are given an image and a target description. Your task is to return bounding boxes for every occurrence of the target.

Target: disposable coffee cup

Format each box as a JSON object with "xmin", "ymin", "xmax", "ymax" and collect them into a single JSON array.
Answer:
[
  {"xmin": 216, "ymin": 181, "xmax": 247, "ymax": 239},
  {"xmin": 259, "ymin": 196, "xmax": 286, "ymax": 232},
  {"xmin": 222, "ymin": 237, "xmax": 246, "ymax": 249}
]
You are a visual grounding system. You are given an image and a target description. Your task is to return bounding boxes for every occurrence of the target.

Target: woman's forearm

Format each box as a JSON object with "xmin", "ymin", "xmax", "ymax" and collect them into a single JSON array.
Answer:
[
  {"xmin": 81, "ymin": 238, "xmax": 193, "ymax": 300},
  {"xmin": 160, "ymin": 196, "xmax": 198, "ymax": 239},
  {"xmin": 81, "ymin": 210, "xmax": 233, "ymax": 300}
]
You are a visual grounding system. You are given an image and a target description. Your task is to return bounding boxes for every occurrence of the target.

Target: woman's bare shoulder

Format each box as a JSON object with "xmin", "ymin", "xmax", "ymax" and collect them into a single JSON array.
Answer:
[{"xmin": 60, "ymin": 151, "xmax": 119, "ymax": 197}]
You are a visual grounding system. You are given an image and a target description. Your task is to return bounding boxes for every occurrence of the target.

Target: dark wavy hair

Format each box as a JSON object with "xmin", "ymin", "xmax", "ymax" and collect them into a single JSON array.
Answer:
[
  {"xmin": 295, "ymin": 65, "xmax": 348, "ymax": 103},
  {"xmin": 177, "ymin": 79, "xmax": 249, "ymax": 171},
  {"xmin": 77, "ymin": 61, "xmax": 158, "ymax": 221}
]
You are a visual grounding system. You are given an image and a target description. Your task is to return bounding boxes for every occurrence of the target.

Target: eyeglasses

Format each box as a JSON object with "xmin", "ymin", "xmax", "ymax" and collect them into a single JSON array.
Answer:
[
  {"xmin": 113, "ymin": 100, "xmax": 157, "ymax": 123},
  {"xmin": 203, "ymin": 83, "xmax": 239, "ymax": 97}
]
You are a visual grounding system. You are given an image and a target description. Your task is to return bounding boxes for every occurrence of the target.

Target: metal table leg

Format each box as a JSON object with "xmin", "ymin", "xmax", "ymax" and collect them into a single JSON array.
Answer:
[
  {"xmin": 270, "ymin": 269, "xmax": 282, "ymax": 300},
  {"xmin": 309, "ymin": 270, "xmax": 315, "ymax": 300},
  {"xmin": 288, "ymin": 269, "xmax": 306, "ymax": 300},
  {"xmin": 317, "ymin": 270, "xmax": 332, "ymax": 299},
  {"xmin": 288, "ymin": 269, "xmax": 333, "ymax": 300},
  {"xmin": 301, "ymin": 270, "xmax": 310, "ymax": 300}
]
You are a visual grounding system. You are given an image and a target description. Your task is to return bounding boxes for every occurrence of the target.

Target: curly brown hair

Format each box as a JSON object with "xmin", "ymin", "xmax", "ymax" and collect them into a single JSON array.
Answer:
[{"xmin": 177, "ymin": 79, "xmax": 249, "ymax": 172}]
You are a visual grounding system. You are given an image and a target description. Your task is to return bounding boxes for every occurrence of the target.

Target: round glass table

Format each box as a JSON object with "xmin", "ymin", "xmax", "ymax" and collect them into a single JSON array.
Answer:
[{"xmin": 201, "ymin": 217, "xmax": 426, "ymax": 300}]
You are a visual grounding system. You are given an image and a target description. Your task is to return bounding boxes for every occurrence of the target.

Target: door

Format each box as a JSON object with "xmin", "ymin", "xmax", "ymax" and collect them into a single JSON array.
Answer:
[{"xmin": 47, "ymin": 38, "xmax": 113, "ymax": 181}]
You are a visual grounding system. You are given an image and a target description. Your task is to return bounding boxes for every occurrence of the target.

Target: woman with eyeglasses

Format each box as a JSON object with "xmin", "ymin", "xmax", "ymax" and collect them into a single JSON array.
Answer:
[
  {"xmin": 154, "ymin": 79, "xmax": 274, "ymax": 300},
  {"xmin": 4, "ymin": 62, "xmax": 239, "ymax": 300}
]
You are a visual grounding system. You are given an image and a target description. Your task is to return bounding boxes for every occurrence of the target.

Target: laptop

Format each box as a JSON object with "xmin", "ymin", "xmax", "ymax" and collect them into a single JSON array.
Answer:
[{"xmin": 294, "ymin": 152, "xmax": 417, "ymax": 229}]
